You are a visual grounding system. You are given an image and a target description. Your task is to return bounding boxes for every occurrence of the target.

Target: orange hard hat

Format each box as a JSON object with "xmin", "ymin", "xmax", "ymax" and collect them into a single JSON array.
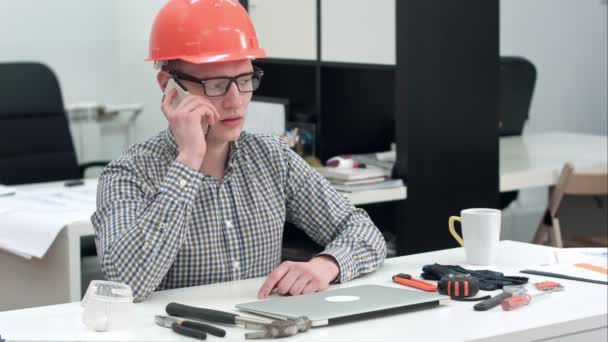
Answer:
[{"xmin": 146, "ymin": 0, "xmax": 266, "ymax": 64}]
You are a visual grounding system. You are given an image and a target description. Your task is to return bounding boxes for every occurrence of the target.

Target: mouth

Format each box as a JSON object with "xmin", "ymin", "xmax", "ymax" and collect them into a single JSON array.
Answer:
[{"xmin": 219, "ymin": 116, "xmax": 243, "ymax": 127}]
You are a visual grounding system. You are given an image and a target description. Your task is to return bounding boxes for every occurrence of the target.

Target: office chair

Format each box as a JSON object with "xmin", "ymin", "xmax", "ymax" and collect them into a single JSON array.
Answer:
[
  {"xmin": 499, "ymin": 56, "xmax": 537, "ymax": 209},
  {"xmin": 533, "ymin": 163, "xmax": 608, "ymax": 248},
  {"xmin": 0, "ymin": 62, "xmax": 108, "ymax": 185},
  {"xmin": 0, "ymin": 62, "xmax": 108, "ymax": 276}
]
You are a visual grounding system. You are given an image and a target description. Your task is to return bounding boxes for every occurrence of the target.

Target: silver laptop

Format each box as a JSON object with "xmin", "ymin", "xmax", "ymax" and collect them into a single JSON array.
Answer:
[{"xmin": 236, "ymin": 284, "xmax": 449, "ymax": 326}]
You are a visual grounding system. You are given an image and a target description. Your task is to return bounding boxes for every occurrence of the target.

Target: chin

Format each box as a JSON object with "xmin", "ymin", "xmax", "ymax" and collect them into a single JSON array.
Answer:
[{"xmin": 214, "ymin": 127, "xmax": 243, "ymax": 143}]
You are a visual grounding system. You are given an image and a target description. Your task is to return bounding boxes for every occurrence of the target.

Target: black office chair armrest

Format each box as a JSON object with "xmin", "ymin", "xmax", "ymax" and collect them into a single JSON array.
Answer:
[{"xmin": 78, "ymin": 161, "xmax": 110, "ymax": 178}]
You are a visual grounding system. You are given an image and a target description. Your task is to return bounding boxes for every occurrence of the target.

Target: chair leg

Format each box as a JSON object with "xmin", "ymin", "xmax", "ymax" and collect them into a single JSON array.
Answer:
[
  {"xmin": 533, "ymin": 210, "xmax": 551, "ymax": 245},
  {"xmin": 533, "ymin": 224, "xmax": 548, "ymax": 245},
  {"xmin": 551, "ymin": 217, "xmax": 564, "ymax": 248}
]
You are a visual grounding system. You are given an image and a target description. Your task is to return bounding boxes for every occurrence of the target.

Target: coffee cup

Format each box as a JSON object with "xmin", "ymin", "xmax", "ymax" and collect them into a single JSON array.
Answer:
[{"xmin": 448, "ymin": 208, "xmax": 501, "ymax": 265}]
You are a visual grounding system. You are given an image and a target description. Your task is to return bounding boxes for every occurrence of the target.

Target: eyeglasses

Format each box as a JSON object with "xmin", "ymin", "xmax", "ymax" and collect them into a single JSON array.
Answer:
[{"xmin": 165, "ymin": 66, "xmax": 264, "ymax": 97}]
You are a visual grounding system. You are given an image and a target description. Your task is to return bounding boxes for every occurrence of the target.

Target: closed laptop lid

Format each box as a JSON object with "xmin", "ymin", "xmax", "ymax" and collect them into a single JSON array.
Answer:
[{"xmin": 236, "ymin": 284, "xmax": 449, "ymax": 326}]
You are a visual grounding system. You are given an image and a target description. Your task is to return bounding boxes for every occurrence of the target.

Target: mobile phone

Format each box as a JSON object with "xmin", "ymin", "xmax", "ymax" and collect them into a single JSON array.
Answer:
[
  {"xmin": 165, "ymin": 78, "xmax": 190, "ymax": 109},
  {"xmin": 165, "ymin": 78, "xmax": 212, "ymax": 136}
]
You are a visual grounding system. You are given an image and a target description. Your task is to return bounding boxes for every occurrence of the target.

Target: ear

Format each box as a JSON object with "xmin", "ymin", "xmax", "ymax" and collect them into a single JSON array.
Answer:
[{"xmin": 157, "ymin": 70, "xmax": 172, "ymax": 92}]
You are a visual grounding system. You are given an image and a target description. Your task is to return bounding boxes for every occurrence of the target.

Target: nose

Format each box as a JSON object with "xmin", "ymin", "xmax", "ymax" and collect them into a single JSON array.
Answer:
[{"xmin": 222, "ymin": 81, "xmax": 242, "ymax": 109}]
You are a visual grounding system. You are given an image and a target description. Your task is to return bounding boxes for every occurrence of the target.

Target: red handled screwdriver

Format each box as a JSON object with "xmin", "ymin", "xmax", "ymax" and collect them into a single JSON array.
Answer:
[{"xmin": 501, "ymin": 286, "xmax": 564, "ymax": 311}]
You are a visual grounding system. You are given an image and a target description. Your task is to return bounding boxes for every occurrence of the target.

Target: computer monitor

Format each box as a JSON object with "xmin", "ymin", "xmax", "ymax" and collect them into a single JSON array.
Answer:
[{"xmin": 243, "ymin": 96, "xmax": 290, "ymax": 136}]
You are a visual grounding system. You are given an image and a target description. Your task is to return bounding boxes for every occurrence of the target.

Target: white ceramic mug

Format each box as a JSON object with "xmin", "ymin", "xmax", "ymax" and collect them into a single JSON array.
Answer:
[{"xmin": 448, "ymin": 208, "xmax": 501, "ymax": 265}]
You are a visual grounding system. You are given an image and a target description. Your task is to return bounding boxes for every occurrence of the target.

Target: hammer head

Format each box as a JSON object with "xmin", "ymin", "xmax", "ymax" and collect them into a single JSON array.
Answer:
[
  {"xmin": 245, "ymin": 320, "xmax": 298, "ymax": 339},
  {"xmin": 244, "ymin": 317, "xmax": 312, "ymax": 339},
  {"xmin": 291, "ymin": 316, "xmax": 312, "ymax": 332}
]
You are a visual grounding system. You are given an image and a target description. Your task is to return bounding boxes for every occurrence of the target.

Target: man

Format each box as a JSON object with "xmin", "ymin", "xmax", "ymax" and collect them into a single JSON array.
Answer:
[{"xmin": 92, "ymin": 0, "xmax": 386, "ymax": 302}]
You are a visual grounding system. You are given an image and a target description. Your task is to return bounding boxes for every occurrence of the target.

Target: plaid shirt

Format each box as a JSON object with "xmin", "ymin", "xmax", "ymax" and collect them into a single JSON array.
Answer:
[{"xmin": 92, "ymin": 129, "xmax": 386, "ymax": 301}]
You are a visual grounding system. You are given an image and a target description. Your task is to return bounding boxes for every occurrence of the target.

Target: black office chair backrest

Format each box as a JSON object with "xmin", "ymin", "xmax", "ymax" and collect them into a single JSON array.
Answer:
[
  {"xmin": 0, "ymin": 62, "xmax": 81, "ymax": 185},
  {"xmin": 499, "ymin": 56, "xmax": 537, "ymax": 136}
]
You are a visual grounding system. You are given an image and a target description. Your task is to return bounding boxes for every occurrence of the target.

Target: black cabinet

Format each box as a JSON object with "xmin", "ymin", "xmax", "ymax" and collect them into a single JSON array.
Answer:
[{"xmin": 247, "ymin": 0, "xmax": 500, "ymax": 256}]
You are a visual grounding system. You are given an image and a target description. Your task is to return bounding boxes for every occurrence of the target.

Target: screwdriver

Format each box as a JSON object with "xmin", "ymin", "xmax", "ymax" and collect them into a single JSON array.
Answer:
[{"xmin": 501, "ymin": 286, "xmax": 563, "ymax": 311}]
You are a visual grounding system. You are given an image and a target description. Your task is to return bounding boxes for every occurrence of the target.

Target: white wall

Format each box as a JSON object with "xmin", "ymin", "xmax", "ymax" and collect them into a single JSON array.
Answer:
[
  {"xmin": 0, "ymin": 0, "xmax": 168, "ymax": 155},
  {"xmin": 0, "ymin": 0, "xmax": 118, "ymax": 105},
  {"xmin": 501, "ymin": 0, "xmax": 608, "ymax": 135},
  {"xmin": 111, "ymin": 0, "xmax": 168, "ymax": 143}
]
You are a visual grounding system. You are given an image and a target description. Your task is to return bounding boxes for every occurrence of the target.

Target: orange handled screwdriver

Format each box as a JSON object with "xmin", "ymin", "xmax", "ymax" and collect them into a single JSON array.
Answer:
[{"xmin": 501, "ymin": 286, "xmax": 563, "ymax": 311}]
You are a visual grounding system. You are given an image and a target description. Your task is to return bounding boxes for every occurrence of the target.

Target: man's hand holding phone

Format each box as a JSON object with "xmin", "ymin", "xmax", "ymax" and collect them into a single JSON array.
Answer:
[{"xmin": 161, "ymin": 78, "xmax": 220, "ymax": 170}]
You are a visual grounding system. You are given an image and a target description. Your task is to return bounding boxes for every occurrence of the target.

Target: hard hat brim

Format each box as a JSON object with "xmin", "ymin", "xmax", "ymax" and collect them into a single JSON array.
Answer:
[{"xmin": 146, "ymin": 48, "xmax": 266, "ymax": 64}]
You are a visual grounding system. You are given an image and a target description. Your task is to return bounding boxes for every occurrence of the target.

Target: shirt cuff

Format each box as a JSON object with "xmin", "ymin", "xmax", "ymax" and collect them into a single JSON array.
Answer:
[
  {"xmin": 158, "ymin": 161, "xmax": 204, "ymax": 206},
  {"xmin": 317, "ymin": 247, "xmax": 358, "ymax": 283}
]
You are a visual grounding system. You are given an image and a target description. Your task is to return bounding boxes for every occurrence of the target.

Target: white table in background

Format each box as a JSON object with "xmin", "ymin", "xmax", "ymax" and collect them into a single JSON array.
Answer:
[
  {"xmin": 0, "ymin": 180, "xmax": 95, "ymax": 311},
  {"xmin": 0, "ymin": 241, "xmax": 606, "ymax": 341},
  {"xmin": 500, "ymin": 132, "xmax": 607, "ymax": 191}
]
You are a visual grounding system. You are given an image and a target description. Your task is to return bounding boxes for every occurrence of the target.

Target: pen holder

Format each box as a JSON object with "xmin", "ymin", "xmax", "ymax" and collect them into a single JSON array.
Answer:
[{"xmin": 81, "ymin": 280, "xmax": 135, "ymax": 332}]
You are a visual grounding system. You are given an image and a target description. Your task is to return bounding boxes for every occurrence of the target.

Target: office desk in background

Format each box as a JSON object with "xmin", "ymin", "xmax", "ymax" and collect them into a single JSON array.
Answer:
[
  {"xmin": 0, "ymin": 131, "xmax": 605, "ymax": 311},
  {"xmin": 500, "ymin": 132, "xmax": 607, "ymax": 191},
  {"xmin": 0, "ymin": 241, "xmax": 606, "ymax": 341}
]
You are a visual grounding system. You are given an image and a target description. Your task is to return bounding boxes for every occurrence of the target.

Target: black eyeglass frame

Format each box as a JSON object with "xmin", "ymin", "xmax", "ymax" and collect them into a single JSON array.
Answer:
[{"xmin": 164, "ymin": 66, "xmax": 264, "ymax": 97}]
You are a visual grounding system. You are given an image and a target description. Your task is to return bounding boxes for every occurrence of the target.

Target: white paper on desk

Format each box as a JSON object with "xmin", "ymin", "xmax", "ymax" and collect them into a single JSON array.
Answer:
[
  {"xmin": 524, "ymin": 263, "xmax": 608, "ymax": 283},
  {"xmin": 0, "ymin": 184, "xmax": 97, "ymax": 258},
  {"xmin": 525, "ymin": 247, "xmax": 608, "ymax": 283},
  {"xmin": 555, "ymin": 247, "xmax": 608, "ymax": 266}
]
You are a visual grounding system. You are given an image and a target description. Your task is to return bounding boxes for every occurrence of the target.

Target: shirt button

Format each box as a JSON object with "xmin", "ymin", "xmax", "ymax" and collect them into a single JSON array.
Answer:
[
  {"xmin": 160, "ymin": 223, "xmax": 167, "ymax": 229},
  {"xmin": 225, "ymin": 220, "xmax": 233, "ymax": 228},
  {"xmin": 179, "ymin": 178, "xmax": 187, "ymax": 187},
  {"xmin": 233, "ymin": 260, "xmax": 240, "ymax": 269},
  {"xmin": 143, "ymin": 241, "xmax": 150, "ymax": 250}
]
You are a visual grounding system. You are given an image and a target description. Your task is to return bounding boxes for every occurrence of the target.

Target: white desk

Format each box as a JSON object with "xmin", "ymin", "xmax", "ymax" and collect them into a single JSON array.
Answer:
[
  {"xmin": 0, "ymin": 241, "xmax": 606, "ymax": 341},
  {"xmin": 0, "ymin": 180, "xmax": 95, "ymax": 310},
  {"xmin": 500, "ymin": 132, "xmax": 607, "ymax": 192}
]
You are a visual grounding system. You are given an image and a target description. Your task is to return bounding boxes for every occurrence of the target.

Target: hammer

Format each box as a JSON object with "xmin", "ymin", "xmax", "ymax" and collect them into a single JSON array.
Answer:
[{"xmin": 166, "ymin": 302, "xmax": 312, "ymax": 339}]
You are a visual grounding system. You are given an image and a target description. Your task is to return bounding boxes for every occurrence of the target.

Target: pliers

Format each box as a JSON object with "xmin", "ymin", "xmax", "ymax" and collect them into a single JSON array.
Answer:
[{"xmin": 155, "ymin": 315, "xmax": 226, "ymax": 340}]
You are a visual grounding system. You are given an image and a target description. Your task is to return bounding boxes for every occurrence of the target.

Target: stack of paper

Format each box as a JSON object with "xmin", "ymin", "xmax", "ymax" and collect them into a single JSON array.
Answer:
[
  {"xmin": 315, "ymin": 165, "xmax": 403, "ymax": 193},
  {"xmin": 0, "ymin": 181, "xmax": 97, "ymax": 259}
]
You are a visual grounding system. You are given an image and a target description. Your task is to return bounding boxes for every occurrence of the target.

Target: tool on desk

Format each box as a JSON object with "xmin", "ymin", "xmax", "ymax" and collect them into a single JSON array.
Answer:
[
  {"xmin": 520, "ymin": 268, "xmax": 608, "ymax": 285},
  {"xmin": 473, "ymin": 285, "xmax": 526, "ymax": 311},
  {"xmin": 392, "ymin": 273, "xmax": 438, "ymax": 292},
  {"xmin": 155, "ymin": 315, "xmax": 226, "ymax": 340},
  {"xmin": 64, "ymin": 179, "xmax": 85, "ymax": 187},
  {"xmin": 473, "ymin": 292, "xmax": 512, "ymax": 311},
  {"xmin": 437, "ymin": 274, "xmax": 490, "ymax": 301},
  {"xmin": 422, "ymin": 263, "xmax": 529, "ymax": 291},
  {"xmin": 501, "ymin": 283, "xmax": 564, "ymax": 311},
  {"xmin": 534, "ymin": 281, "xmax": 563, "ymax": 291},
  {"xmin": 166, "ymin": 302, "xmax": 311, "ymax": 339}
]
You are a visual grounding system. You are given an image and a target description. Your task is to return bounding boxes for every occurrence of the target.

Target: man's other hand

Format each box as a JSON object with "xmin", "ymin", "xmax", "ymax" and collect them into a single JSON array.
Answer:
[{"xmin": 257, "ymin": 256, "xmax": 340, "ymax": 299}]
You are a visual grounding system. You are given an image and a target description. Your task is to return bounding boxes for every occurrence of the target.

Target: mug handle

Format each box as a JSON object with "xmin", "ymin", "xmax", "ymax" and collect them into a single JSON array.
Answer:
[{"xmin": 448, "ymin": 216, "xmax": 464, "ymax": 246}]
